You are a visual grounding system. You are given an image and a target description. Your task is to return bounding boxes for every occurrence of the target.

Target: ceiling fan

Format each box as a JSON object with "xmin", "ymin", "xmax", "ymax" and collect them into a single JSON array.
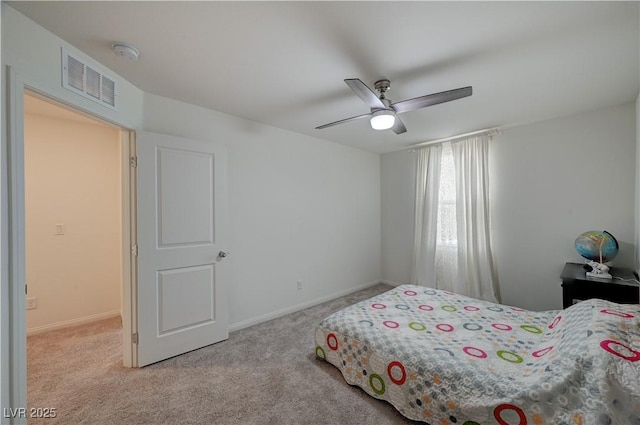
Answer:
[{"xmin": 316, "ymin": 78, "xmax": 472, "ymax": 134}]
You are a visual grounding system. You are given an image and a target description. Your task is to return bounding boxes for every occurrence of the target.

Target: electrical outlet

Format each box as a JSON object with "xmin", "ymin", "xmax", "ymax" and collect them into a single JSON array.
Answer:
[
  {"xmin": 26, "ymin": 298, "xmax": 37, "ymax": 310},
  {"xmin": 297, "ymin": 280, "xmax": 303, "ymax": 290},
  {"xmin": 55, "ymin": 223, "xmax": 65, "ymax": 235}
]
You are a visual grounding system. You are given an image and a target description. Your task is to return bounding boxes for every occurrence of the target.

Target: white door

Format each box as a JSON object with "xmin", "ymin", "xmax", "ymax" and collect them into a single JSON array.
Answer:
[{"xmin": 136, "ymin": 131, "xmax": 229, "ymax": 366}]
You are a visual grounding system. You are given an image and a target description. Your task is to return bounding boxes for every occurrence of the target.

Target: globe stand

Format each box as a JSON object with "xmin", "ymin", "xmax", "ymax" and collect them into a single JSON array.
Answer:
[
  {"xmin": 586, "ymin": 270, "xmax": 612, "ymax": 280},
  {"xmin": 585, "ymin": 260, "xmax": 612, "ymax": 280}
]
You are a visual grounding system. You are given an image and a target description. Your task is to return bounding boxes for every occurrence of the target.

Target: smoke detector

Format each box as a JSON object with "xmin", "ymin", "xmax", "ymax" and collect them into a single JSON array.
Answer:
[{"xmin": 112, "ymin": 43, "xmax": 139, "ymax": 61}]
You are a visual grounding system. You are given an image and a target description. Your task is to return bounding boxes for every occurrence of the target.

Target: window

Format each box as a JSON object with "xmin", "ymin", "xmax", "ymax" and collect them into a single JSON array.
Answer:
[{"xmin": 435, "ymin": 143, "xmax": 458, "ymax": 288}]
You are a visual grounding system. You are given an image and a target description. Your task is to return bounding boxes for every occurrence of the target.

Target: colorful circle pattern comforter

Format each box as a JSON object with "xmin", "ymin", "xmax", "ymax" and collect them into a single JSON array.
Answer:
[{"xmin": 314, "ymin": 285, "xmax": 640, "ymax": 424}]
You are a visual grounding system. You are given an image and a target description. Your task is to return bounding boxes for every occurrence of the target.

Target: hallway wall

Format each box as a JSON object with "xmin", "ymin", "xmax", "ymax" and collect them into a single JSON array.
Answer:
[{"xmin": 25, "ymin": 95, "xmax": 122, "ymax": 333}]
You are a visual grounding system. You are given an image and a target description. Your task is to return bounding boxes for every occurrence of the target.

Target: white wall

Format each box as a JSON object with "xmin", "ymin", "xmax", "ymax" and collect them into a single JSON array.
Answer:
[
  {"xmin": 1, "ymin": 0, "xmax": 8, "ymax": 415},
  {"xmin": 142, "ymin": 94, "xmax": 382, "ymax": 327},
  {"xmin": 636, "ymin": 6, "xmax": 640, "ymax": 275},
  {"xmin": 381, "ymin": 103, "xmax": 637, "ymax": 311},
  {"xmin": 492, "ymin": 103, "xmax": 636, "ymax": 310},
  {"xmin": 24, "ymin": 107, "xmax": 121, "ymax": 333},
  {"xmin": 380, "ymin": 149, "xmax": 415, "ymax": 286},
  {"xmin": 636, "ymin": 93, "xmax": 640, "ymax": 274}
]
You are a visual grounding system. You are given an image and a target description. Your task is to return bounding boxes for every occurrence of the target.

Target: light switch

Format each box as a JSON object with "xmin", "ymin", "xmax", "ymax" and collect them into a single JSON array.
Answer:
[
  {"xmin": 26, "ymin": 298, "xmax": 37, "ymax": 310},
  {"xmin": 55, "ymin": 224, "xmax": 65, "ymax": 235}
]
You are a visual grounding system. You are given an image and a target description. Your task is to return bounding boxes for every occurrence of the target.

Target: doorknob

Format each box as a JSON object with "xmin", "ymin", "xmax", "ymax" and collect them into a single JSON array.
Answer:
[{"xmin": 218, "ymin": 251, "xmax": 229, "ymax": 258}]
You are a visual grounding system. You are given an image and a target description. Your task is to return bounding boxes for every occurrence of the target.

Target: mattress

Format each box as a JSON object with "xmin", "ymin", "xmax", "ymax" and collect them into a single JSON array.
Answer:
[{"xmin": 314, "ymin": 284, "xmax": 640, "ymax": 424}]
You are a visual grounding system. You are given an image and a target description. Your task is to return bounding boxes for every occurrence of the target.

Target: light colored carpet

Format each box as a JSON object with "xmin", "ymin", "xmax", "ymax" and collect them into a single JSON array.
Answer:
[{"xmin": 27, "ymin": 283, "xmax": 420, "ymax": 425}]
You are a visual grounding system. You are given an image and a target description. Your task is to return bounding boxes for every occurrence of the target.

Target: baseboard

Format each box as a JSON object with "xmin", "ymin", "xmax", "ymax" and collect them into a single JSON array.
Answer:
[
  {"xmin": 228, "ymin": 280, "xmax": 382, "ymax": 333},
  {"xmin": 27, "ymin": 310, "xmax": 121, "ymax": 335},
  {"xmin": 380, "ymin": 279, "xmax": 405, "ymax": 287}
]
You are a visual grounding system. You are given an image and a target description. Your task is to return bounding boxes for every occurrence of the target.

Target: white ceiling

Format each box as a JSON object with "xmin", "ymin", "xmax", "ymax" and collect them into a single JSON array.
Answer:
[{"xmin": 9, "ymin": 1, "xmax": 640, "ymax": 153}]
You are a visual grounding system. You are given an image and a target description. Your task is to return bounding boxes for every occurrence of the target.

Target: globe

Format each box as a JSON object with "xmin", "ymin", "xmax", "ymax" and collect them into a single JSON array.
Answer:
[{"xmin": 575, "ymin": 231, "xmax": 618, "ymax": 263}]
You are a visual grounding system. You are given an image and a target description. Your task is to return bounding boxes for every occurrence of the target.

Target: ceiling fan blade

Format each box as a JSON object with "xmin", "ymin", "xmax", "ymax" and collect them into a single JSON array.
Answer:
[
  {"xmin": 344, "ymin": 78, "xmax": 385, "ymax": 109},
  {"xmin": 315, "ymin": 112, "xmax": 371, "ymax": 130},
  {"xmin": 391, "ymin": 116, "xmax": 407, "ymax": 134},
  {"xmin": 391, "ymin": 86, "xmax": 472, "ymax": 114}
]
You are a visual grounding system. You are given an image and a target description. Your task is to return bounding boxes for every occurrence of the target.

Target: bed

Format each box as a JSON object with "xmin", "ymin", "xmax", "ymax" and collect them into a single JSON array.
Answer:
[{"xmin": 314, "ymin": 284, "xmax": 640, "ymax": 425}]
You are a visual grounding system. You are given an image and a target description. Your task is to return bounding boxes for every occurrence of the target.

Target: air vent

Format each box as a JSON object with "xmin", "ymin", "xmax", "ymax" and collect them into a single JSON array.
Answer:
[
  {"xmin": 85, "ymin": 66, "xmax": 101, "ymax": 99},
  {"xmin": 61, "ymin": 48, "xmax": 118, "ymax": 110},
  {"xmin": 66, "ymin": 55, "xmax": 85, "ymax": 92},
  {"xmin": 101, "ymin": 76, "xmax": 116, "ymax": 108}
]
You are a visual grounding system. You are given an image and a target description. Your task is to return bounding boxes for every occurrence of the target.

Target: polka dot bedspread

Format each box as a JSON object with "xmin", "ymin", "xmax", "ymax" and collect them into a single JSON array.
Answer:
[{"xmin": 314, "ymin": 284, "xmax": 640, "ymax": 425}]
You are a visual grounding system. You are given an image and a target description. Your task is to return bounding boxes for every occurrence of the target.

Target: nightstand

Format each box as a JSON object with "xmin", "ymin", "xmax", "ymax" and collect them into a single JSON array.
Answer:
[{"xmin": 560, "ymin": 262, "xmax": 640, "ymax": 308}]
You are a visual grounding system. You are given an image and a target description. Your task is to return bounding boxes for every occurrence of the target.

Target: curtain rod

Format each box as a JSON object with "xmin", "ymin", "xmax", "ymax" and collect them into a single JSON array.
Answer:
[{"xmin": 407, "ymin": 127, "xmax": 502, "ymax": 151}]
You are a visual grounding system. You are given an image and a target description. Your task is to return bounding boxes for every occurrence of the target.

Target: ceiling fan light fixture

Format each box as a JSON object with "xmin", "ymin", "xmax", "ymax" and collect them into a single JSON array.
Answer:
[{"xmin": 370, "ymin": 109, "xmax": 395, "ymax": 130}]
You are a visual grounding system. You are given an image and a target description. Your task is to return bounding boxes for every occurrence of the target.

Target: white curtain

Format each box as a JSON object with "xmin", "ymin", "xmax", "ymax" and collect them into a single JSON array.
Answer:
[
  {"xmin": 411, "ymin": 134, "xmax": 500, "ymax": 303},
  {"xmin": 451, "ymin": 135, "xmax": 500, "ymax": 303},
  {"xmin": 411, "ymin": 145, "xmax": 441, "ymax": 286}
]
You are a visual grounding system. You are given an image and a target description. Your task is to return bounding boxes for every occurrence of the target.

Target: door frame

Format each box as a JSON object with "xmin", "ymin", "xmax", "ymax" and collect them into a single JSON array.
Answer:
[
  {"xmin": 3, "ymin": 65, "xmax": 28, "ymax": 424},
  {"xmin": 3, "ymin": 66, "xmax": 138, "ymax": 421}
]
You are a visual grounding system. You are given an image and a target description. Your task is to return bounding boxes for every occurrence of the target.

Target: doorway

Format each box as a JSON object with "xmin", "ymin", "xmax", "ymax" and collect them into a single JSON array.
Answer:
[{"xmin": 23, "ymin": 93, "xmax": 123, "ymax": 336}]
